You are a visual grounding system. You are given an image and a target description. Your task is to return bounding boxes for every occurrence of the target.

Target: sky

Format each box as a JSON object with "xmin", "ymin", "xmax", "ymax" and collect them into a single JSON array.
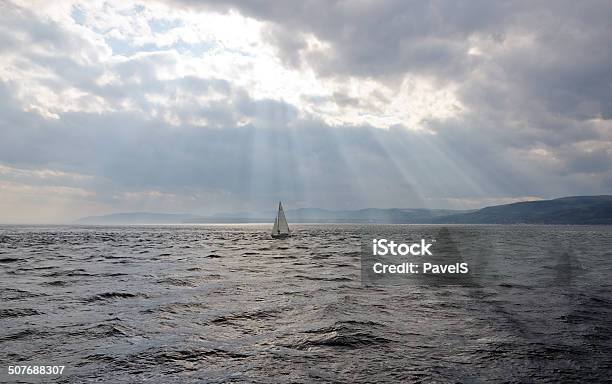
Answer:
[{"xmin": 0, "ymin": 0, "xmax": 611, "ymax": 223}]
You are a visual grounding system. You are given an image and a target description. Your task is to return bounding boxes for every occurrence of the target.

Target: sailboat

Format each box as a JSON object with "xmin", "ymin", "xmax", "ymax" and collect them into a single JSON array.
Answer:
[{"xmin": 271, "ymin": 201, "xmax": 291, "ymax": 239}]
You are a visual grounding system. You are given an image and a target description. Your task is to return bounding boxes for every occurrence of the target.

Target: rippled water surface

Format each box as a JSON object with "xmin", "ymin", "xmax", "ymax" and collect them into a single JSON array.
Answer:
[{"xmin": 1, "ymin": 224, "xmax": 611, "ymax": 383}]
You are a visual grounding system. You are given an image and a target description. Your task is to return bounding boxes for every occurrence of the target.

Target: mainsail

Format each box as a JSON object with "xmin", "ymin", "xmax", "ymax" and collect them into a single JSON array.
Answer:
[{"xmin": 271, "ymin": 201, "xmax": 290, "ymax": 237}]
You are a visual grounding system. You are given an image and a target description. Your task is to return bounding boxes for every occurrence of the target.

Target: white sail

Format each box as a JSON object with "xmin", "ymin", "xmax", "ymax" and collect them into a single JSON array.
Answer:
[
  {"xmin": 272, "ymin": 216, "xmax": 279, "ymax": 235},
  {"xmin": 272, "ymin": 201, "xmax": 290, "ymax": 237},
  {"xmin": 277, "ymin": 202, "xmax": 289, "ymax": 233}
]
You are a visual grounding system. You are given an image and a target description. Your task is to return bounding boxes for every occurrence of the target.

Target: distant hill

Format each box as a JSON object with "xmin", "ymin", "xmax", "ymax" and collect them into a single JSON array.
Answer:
[
  {"xmin": 75, "ymin": 208, "xmax": 468, "ymax": 224},
  {"xmin": 432, "ymin": 195, "xmax": 612, "ymax": 224},
  {"xmin": 75, "ymin": 196, "xmax": 612, "ymax": 225},
  {"xmin": 76, "ymin": 212, "xmax": 204, "ymax": 224},
  {"xmin": 284, "ymin": 208, "xmax": 469, "ymax": 223}
]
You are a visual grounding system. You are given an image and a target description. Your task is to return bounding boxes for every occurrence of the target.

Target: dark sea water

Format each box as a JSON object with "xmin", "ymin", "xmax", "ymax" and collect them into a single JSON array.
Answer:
[{"xmin": 1, "ymin": 224, "xmax": 611, "ymax": 383}]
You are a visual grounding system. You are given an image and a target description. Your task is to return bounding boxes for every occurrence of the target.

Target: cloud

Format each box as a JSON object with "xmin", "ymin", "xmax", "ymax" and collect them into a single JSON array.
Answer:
[
  {"xmin": 169, "ymin": 1, "xmax": 612, "ymax": 160},
  {"xmin": 0, "ymin": 0, "xmax": 611, "ymax": 222}
]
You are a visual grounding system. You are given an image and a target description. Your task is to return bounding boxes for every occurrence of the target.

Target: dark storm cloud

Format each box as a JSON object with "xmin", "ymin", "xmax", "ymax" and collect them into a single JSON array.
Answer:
[
  {"xmin": 162, "ymin": 1, "xmax": 612, "ymax": 196},
  {"xmin": 173, "ymin": 0, "xmax": 612, "ymax": 121},
  {"xmin": 175, "ymin": 0, "xmax": 506, "ymax": 78}
]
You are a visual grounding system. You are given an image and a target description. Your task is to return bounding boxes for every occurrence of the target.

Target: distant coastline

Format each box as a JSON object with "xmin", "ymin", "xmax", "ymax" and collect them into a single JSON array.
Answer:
[{"xmin": 75, "ymin": 195, "xmax": 612, "ymax": 225}]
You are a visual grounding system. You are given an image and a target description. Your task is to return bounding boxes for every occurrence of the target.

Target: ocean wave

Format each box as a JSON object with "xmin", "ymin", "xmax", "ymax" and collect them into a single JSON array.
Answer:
[
  {"xmin": 44, "ymin": 268, "xmax": 93, "ymax": 277},
  {"xmin": 0, "ymin": 329, "xmax": 48, "ymax": 342},
  {"xmin": 209, "ymin": 307, "xmax": 283, "ymax": 325},
  {"xmin": 294, "ymin": 274, "xmax": 353, "ymax": 282},
  {"xmin": 0, "ymin": 308, "xmax": 41, "ymax": 318},
  {"xmin": 85, "ymin": 292, "xmax": 148, "ymax": 302},
  {"xmin": 158, "ymin": 277, "xmax": 199, "ymax": 287},
  {"xmin": 69, "ymin": 322, "xmax": 135, "ymax": 339},
  {"xmin": 281, "ymin": 322, "xmax": 391, "ymax": 350},
  {"xmin": 1, "ymin": 288, "xmax": 44, "ymax": 300}
]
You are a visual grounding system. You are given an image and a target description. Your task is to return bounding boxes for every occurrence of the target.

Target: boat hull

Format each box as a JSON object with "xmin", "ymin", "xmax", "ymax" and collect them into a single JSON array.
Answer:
[{"xmin": 271, "ymin": 233, "xmax": 290, "ymax": 239}]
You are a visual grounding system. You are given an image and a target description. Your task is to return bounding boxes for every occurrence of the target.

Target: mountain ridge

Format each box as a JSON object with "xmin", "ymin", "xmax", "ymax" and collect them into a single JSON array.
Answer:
[{"xmin": 432, "ymin": 195, "xmax": 612, "ymax": 224}]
